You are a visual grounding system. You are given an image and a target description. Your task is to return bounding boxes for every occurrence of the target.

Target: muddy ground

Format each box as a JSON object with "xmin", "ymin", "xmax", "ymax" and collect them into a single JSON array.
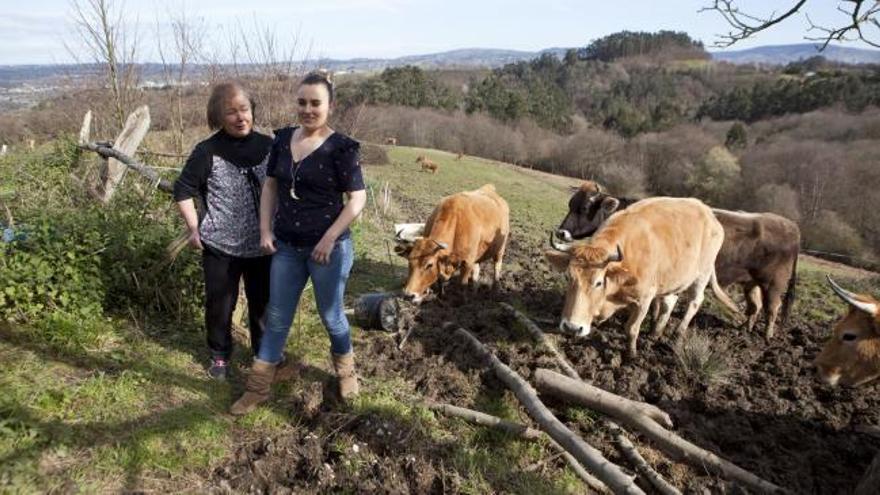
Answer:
[{"xmin": 208, "ymin": 217, "xmax": 880, "ymax": 494}]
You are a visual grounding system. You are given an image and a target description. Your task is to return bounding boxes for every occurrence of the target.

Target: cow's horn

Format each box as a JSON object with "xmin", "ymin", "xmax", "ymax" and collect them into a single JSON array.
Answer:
[
  {"xmin": 433, "ymin": 240, "xmax": 448, "ymax": 250},
  {"xmin": 550, "ymin": 230, "xmax": 572, "ymax": 252},
  {"xmin": 827, "ymin": 276, "xmax": 877, "ymax": 315},
  {"xmin": 606, "ymin": 245, "xmax": 623, "ymax": 264}
]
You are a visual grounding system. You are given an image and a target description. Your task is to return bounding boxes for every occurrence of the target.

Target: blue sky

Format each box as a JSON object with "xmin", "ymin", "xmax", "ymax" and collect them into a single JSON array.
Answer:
[{"xmin": 0, "ymin": 1, "xmax": 874, "ymax": 64}]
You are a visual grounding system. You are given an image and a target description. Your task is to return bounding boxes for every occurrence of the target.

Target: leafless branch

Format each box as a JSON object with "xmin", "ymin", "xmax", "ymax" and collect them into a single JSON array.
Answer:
[{"xmin": 702, "ymin": 0, "xmax": 880, "ymax": 50}]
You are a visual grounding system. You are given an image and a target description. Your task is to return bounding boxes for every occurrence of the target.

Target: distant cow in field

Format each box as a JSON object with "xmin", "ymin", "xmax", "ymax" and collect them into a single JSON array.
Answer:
[
  {"xmin": 416, "ymin": 155, "xmax": 438, "ymax": 174},
  {"xmin": 556, "ymin": 183, "xmax": 800, "ymax": 338},
  {"xmin": 456, "ymin": 152, "xmax": 464, "ymax": 161},
  {"xmin": 385, "ymin": 137, "xmax": 398, "ymax": 146},
  {"xmin": 815, "ymin": 277, "xmax": 880, "ymax": 387},
  {"xmin": 398, "ymin": 184, "xmax": 509, "ymax": 303},
  {"xmin": 546, "ymin": 197, "xmax": 740, "ymax": 357}
]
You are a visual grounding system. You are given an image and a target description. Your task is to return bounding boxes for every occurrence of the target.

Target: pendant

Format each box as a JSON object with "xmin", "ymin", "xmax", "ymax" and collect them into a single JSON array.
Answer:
[{"xmin": 290, "ymin": 185, "xmax": 300, "ymax": 200}]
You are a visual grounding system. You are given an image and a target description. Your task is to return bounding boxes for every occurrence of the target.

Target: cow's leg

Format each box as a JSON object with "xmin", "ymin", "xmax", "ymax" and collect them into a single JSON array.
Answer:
[
  {"xmin": 653, "ymin": 294, "xmax": 679, "ymax": 337},
  {"xmin": 650, "ymin": 298, "xmax": 661, "ymax": 323},
  {"xmin": 625, "ymin": 300, "xmax": 654, "ymax": 358},
  {"xmin": 674, "ymin": 275, "xmax": 710, "ymax": 336},
  {"xmin": 459, "ymin": 262, "xmax": 474, "ymax": 288},
  {"xmin": 470, "ymin": 263, "xmax": 481, "ymax": 285},
  {"xmin": 763, "ymin": 281, "xmax": 784, "ymax": 339},
  {"xmin": 492, "ymin": 234, "xmax": 508, "ymax": 286},
  {"xmin": 743, "ymin": 283, "xmax": 762, "ymax": 333}
]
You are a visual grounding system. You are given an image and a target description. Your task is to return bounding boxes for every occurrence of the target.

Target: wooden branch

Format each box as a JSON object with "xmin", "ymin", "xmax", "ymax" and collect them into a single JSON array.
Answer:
[
  {"xmin": 427, "ymin": 401, "xmax": 610, "ymax": 493},
  {"xmin": 503, "ymin": 303, "xmax": 678, "ymax": 490},
  {"xmin": 534, "ymin": 369, "xmax": 786, "ymax": 494},
  {"xmin": 500, "ymin": 302, "xmax": 580, "ymax": 380},
  {"xmin": 447, "ymin": 323, "xmax": 644, "ymax": 495},
  {"xmin": 426, "ymin": 402, "xmax": 543, "ymax": 440},
  {"xmin": 79, "ymin": 142, "xmax": 173, "ymax": 193},
  {"xmin": 136, "ymin": 149, "xmax": 187, "ymax": 159},
  {"xmin": 606, "ymin": 421, "xmax": 681, "ymax": 495}
]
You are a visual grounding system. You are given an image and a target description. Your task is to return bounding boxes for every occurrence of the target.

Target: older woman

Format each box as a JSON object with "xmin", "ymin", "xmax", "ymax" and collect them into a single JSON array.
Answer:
[
  {"xmin": 231, "ymin": 71, "xmax": 367, "ymax": 415},
  {"xmin": 173, "ymin": 81, "xmax": 272, "ymax": 380}
]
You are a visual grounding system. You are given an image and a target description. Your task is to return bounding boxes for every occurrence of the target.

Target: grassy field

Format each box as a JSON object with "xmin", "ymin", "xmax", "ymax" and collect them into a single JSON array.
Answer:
[{"xmin": 0, "ymin": 143, "xmax": 875, "ymax": 493}]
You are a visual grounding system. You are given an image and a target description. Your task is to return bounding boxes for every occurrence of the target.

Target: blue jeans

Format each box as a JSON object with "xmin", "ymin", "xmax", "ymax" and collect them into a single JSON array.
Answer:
[{"xmin": 257, "ymin": 238, "xmax": 354, "ymax": 363}]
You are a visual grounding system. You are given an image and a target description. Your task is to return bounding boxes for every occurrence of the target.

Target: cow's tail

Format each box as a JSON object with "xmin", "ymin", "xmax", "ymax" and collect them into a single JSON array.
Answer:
[
  {"xmin": 710, "ymin": 268, "xmax": 743, "ymax": 319},
  {"xmin": 780, "ymin": 253, "xmax": 798, "ymax": 326}
]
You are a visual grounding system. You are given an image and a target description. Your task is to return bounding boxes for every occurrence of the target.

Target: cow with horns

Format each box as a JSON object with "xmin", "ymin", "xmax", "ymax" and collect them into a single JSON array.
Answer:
[
  {"xmin": 394, "ymin": 184, "xmax": 509, "ymax": 303},
  {"xmin": 545, "ymin": 197, "xmax": 741, "ymax": 357},
  {"xmin": 815, "ymin": 277, "xmax": 880, "ymax": 387},
  {"xmin": 556, "ymin": 182, "xmax": 800, "ymax": 339}
]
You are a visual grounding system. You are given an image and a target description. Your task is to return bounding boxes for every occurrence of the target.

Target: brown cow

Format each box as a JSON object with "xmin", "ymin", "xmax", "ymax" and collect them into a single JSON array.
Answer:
[
  {"xmin": 402, "ymin": 184, "xmax": 509, "ymax": 303},
  {"xmin": 416, "ymin": 155, "xmax": 438, "ymax": 173},
  {"xmin": 556, "ymin": 183, "xmax": 800, "ymax": 338},
  {"xmin": 545, "ymin": 197, "xmax": 740, "ymax": 357},
  {"xmin": 815, "ymin": 277, "xmax": 880, "ymax": 387},
  {"xmin": 385, "ymin": 137, "xmax": 398, "ymax": 146},
  {"xmin": 456, "ymin": 152, "xmax": 464, "ymax": 161}
]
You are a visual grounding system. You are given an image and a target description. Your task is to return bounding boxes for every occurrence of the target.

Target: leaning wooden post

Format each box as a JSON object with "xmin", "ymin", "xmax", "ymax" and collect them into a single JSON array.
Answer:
[
  {"xmin": 98, "ymin": 105, "xmax": 151, "ymax": 203},
  {"xmin": 447, "ymin": 323, "xmax": 644, "ymax": 495}
]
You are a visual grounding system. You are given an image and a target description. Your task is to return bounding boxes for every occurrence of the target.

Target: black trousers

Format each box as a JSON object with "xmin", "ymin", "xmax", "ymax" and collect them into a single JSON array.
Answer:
[{"xmin": 202, "ymin": 244, "xmax": 271, "ymax": 360}]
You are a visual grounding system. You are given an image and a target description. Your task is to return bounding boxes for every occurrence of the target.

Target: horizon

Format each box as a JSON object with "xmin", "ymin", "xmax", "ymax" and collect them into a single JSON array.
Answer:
[{"xmin": 2, "ymin": 1, "xmax": 879, "ymax": 65}]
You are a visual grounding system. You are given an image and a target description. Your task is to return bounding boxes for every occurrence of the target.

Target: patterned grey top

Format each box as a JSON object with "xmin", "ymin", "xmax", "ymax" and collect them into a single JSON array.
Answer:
[{"xmin": 199, "ymin": 155, "xmax": 267, "ymax": 257}]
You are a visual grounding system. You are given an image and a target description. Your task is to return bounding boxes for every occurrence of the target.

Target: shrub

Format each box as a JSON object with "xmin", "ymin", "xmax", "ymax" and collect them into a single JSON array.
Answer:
[
  {"xmin": 803, "ymin": 209, "xmax": 868, "ymax": 258},
  {"xmin": 674, "ymin": 332, "xmax": 731, "ymax": 386},
  {"xmin": 752, "ymin": 183, "xmax": 801, "ymax": 222}
]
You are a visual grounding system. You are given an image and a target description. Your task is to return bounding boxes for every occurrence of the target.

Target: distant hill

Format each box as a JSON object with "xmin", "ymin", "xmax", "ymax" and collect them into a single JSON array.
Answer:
[
  {"xmin": 711, "ymin": 43, "xmax": 880, "ymax": 65},
  {"xmin": 316, "ymin": 47, "xmax": 569, "ymax": 72}
]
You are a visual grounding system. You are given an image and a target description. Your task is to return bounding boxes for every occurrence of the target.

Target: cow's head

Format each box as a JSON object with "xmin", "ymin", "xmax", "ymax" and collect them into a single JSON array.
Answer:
[
  {"xmin": 814, "ymin": 276, "xmax": 880, "ymax": 387},
  {"xmin": 556, "ymin": 183, "xmax": 622, "ymax": 241},
  {"xmin": 402, "ymin": 238, "xmax": 461, "ymax": 303},
  {"xmin": 544, "ymin": 233, "xmax": 635, "ymax": 337}
]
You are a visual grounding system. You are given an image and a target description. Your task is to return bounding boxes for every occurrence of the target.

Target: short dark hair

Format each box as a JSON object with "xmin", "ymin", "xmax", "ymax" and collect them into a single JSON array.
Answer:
[
  {"xmin": 206, "ymin": 81, "xmax": 256, "ymax": 130},
  {"xmin": 299, "ymin": 70, "xmax": 335, "ymax": 102}
]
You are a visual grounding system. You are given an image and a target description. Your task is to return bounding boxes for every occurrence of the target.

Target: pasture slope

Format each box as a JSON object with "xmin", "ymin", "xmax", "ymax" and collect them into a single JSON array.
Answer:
[{"xmin": 1, "ymin": 144, "xmax": 878, "ymax": 493}]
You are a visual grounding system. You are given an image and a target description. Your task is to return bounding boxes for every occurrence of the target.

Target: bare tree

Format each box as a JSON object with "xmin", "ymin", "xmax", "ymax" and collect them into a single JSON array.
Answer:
[
  {"xmin": 702, "ymin": 0, "xmax": 880, "ymax": 49},
  {"xmin": 156, "ymin": 6, "xmax": 205, "ymax": 154},
  {"xmin": 68, "ymin": 0, "xmax": 140, "ymax": 130}
]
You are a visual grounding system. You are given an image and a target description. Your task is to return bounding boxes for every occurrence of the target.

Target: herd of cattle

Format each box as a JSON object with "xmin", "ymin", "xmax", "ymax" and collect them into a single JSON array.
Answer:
[{"xmin": 391, "ymin": 181, "xmax": 880, "ymax": 388}]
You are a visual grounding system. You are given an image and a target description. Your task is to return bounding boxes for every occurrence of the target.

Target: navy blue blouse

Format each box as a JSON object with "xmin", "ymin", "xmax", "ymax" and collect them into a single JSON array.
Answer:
[{"xmin": 266, "ymin": 127, "xmax": 365, "ymax": 246}]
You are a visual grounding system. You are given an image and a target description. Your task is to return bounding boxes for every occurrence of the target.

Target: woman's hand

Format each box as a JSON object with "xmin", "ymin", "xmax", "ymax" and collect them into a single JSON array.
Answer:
[
  {"xmin": 311, "ymin": 234, "xmax": 336, "ymax": 265},
  {"xmin": 187, "ymin": 229, "xmax": 202, "ymax": 250},
  {"xmin": 261, "ymin": 232, "xmax": 277, "ymax": 255}
]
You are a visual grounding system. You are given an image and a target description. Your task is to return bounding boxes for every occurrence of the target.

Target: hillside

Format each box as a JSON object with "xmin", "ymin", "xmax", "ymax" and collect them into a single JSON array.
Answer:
[
  {"xmin": 711, "ymin": 43, "xmax": 880, "ymax": 65},
  {"xmin": 2, "ymin": 141, "xmax": 878, "ymax": 493}
]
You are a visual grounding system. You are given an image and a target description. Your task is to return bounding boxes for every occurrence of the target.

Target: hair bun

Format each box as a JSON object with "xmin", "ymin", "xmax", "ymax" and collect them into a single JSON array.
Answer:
[{"xmin": 312, "ymin": 68, "xmax": 334, "ymax": 86}]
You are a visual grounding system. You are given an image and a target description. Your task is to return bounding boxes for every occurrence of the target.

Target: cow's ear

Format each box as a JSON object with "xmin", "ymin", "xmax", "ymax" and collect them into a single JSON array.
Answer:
[
  {"xmin": 600, "ymin": 197, "xmax": 620, "ymax": 216},
  {"xmin": 607, "ymin": 265, "xmax": 636, "ymax": 287},
  {"xmin": 439, "ymin": 253, "xmax": 461, "ymax": 278},
  {"xmin": 544, "ymin": 249, "xmax": 571, "ymax": 272}
]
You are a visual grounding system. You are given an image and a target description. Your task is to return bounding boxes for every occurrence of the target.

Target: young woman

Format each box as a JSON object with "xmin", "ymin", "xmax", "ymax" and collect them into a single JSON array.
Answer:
[
  {"xmin": 231, "ymin": 71, "xmax": 367, "ymax": 415},
  {"xmin": 173, "ymin": 82, "xmax": 273, "ymax": 380}
]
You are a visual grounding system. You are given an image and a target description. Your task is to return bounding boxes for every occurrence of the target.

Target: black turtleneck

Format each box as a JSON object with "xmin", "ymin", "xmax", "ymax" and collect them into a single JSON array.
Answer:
[{"xmin": 173, "ymin": 129, "xmax": 273, "ymax": 202}]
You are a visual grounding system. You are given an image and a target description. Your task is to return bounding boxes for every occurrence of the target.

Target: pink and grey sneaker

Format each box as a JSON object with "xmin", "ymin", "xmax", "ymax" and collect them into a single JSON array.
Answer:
[{"xmin": 208, "ymin": 358, "xmax": 229, "ymax": 381}]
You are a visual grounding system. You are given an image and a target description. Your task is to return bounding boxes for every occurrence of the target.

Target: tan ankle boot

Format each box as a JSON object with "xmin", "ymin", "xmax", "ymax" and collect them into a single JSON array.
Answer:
[
  {"xmin": 230, "ymin": 359, "xmax": 276, "ymax": 416},
  {"xmin": 331, "ymin": 352, "xmax": 359, "ymax": 400}
]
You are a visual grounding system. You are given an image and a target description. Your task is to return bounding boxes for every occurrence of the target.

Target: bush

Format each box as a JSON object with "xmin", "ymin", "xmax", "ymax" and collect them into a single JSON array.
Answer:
[
  {"xmin": 803, "ymin": 209, "xmax": 868, "ymax": 258},
  {"xmin": 686, "ymin": 146, "xmax": 742, "ymax": 207},
  {"xmin": 0, "ymin": 215, "xmax": 107, "ymax": 322},
  {"xmin": 752, "ymin": 183, "xmax": 801, "ymax": 222}
]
